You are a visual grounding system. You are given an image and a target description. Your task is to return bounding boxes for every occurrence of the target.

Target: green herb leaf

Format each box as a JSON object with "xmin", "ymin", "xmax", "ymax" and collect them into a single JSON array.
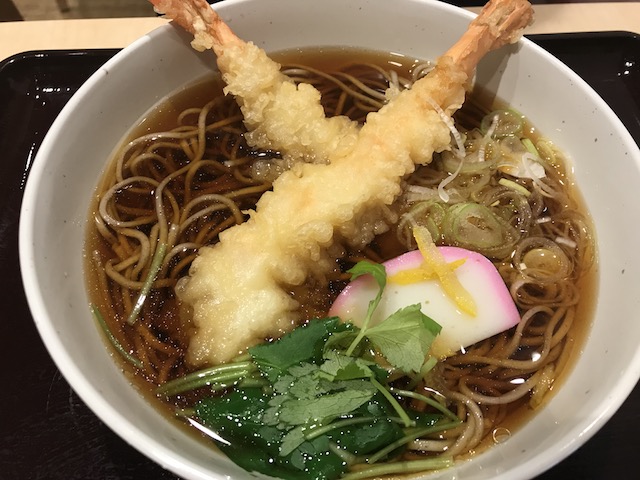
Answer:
[
  {"xmin": 221, "ymin": 435, "xmax": 347, "ymax": 480},
  {"xmin": 249, "ymin": 317, "xmax": 348, "ymax": 382},
  {"xmin": 348, "ymin": 260, "xmax": 386, "ymax": 290},
  {"xmin": 197, "ymin": 388, "xmax": 348, "ymax": 479},
  {"xmin": 319, "ymin": 351, "xmax": 376, "ymax": 381},
  {"xmin": 195, "ymin": 388, "xmax": 271, "ymax": 445},
  {"xmin": 365, "ymin": 304, "xmax": 441, "ymax": 373},
  {"xmin": 279, "ymin": 387, "xmax": 377, "ymax": 427},
  {"xmin": 345, "ymin": 261, "xmax": 387, "ymax": 356},
  {"xmin": 280, "ymin": 426, "xmax": 307, "ymax": 457},
  {"xmin": 323, "ymin": 329, "xmax": 359, "ymax": 353},
  {"xmin": 329, "ymin": 419, "xmax": 404, "ymax": 456}
]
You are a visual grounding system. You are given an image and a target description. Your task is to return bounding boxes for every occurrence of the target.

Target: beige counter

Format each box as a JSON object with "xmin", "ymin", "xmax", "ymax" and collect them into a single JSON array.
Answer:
[{"xmin": 0, "ymin": 3, "xmax": 639, "ymax": 63}]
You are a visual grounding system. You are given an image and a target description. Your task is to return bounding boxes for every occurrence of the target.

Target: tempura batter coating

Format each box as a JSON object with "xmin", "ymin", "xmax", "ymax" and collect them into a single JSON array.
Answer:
[
  {"xmin": 179, "ymin": 59, "xmax": 465, "ymax": 364},
  {"xmin": 153, "ymin": 0, "xmax": 534, "ymax": 365},
  {"xmin": 151, "ymin": 0, "xmax": 359, "ymax": 168}
]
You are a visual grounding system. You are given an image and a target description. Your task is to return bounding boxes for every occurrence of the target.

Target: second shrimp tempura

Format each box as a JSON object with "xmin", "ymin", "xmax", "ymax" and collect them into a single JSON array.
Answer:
[{"xmin": 150, "ymin": 0, "xmax": 534, "ymax": 366}]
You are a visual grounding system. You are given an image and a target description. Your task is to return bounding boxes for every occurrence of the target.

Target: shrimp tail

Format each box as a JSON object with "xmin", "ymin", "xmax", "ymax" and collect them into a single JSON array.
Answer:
[
  {"xmin": 445, "ymin": 0, "xmax": 534, "ymax": 77},
  {"xmin": 149, "ymin": 0, "xmax": 242, "ymax": 54}
]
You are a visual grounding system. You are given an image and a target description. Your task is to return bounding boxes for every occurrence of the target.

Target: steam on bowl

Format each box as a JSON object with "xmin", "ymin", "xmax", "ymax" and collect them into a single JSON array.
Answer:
[{"xmin": 18, "ymin": 0, "xmax": 640, "ymax": 479}]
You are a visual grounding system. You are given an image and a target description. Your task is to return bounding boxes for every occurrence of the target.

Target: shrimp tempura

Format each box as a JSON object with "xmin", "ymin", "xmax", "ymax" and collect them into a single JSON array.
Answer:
[
  {"xmin": 150, "ymin": 0, "xmax": 359, "ymax": 169},
  {"xmin": 152, "ymin": 0, "xmax": 534, "ymax": 365}
]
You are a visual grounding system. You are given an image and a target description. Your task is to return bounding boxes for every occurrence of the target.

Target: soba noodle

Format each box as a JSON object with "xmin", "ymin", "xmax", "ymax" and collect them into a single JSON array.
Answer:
[{"xmin": 85, "ymin": 48, "xmax": 595, "ymax": 472}]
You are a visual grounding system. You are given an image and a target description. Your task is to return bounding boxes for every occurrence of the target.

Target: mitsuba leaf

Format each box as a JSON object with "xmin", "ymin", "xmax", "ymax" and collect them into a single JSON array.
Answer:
[
  {"xmin": 285, "ymin": 436, "xmax": 347, "ymax": 480},
  {"xmin": 220, "ymin": 435, "xmax": 347, "ymax": 480},
  {"xmin": 347, "ymin": 260, "xmax": 386, "ymax": 290},
  {"xmin": 195, "ymin": 387, "xmax": 281, "ymax": 458},
  {"xmin": 280, "ymin": 426, "xmax": 307, "ymax": 458},
  {"xmin": 249, "ymin": 317, "xmax": 349, "ymax": 382},
  {"xmin": 273, "ymin": 363, "xmax": 328, "ymax": 400},
  {"xmin": 196, "ymin": 388, "xmax": 348, "ymax": 480},
  {"xmin": 323, "ymin": 329, "xmax": 359, "ymax": 353},
  {"xmin": 329, "ymin": 418, "xmax": 404, "ymax": 456},
  {"xmin": 348, "ymin": 261, "xmax": 386, "ymax": 329},
  {"xmin": 278, "ymin": 386, "xmax": 377, "ymax": 426},
  {"xmin": 365, "ymin": 304, "xmax": 442, "ymax": 373},
  {"xmin": 220, "ymin": 444, "xmax": 301, "ymax": 480},
  {"xmin": 195, "ymin": 388, "xmax": 268, "ymax": 441},
  {"xmin": 319, "ymin": 350, "xmax": 375, "ymax": 381}
]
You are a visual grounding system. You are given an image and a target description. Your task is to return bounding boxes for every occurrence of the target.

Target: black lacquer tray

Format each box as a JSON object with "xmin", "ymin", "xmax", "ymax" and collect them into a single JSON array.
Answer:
[{"xmin": 1, "ymin": 32, "xmax": 639, "ymax": 479}]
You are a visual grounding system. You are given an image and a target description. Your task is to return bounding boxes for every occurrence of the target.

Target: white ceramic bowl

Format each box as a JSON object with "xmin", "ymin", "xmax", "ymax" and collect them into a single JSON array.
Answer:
[{"xmin": 19, "ymin": 0, "xmax": 640, "ymax": 479}]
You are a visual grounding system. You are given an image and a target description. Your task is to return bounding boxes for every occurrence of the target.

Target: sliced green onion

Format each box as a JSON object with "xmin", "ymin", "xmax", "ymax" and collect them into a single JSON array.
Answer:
[
  {"xmin": 498, "ymin": 178, "xmax": 531, "ymax": 197},
  {"xmin": 399, "ymin": 200, "xmax": 447, "ymax": 243},
  {"xmin": 521, "ymin": 137, "xmax": 539, "ymax": 156},
  {"xmin": 91, "ymin": 304, "xmax": 143, "ymax": 369},
  {"xmin": 442, "ymin": 202, "xmax": 506, "ymax": 249},
  {"xmin": 480, "ymin": 110, "xmax": 523, "ymax": 138}
]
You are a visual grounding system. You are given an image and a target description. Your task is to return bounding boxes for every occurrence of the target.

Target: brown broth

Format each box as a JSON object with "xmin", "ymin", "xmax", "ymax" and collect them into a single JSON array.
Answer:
[{"xmin": 84, "ymin": 46, "xmax": 597, "ymax": 468}]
